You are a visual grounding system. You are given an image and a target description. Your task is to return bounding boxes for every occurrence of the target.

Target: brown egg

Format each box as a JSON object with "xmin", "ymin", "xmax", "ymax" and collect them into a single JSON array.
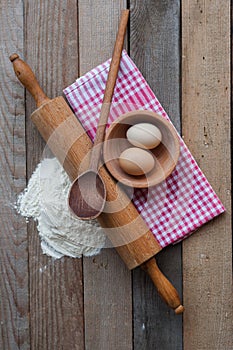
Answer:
[
  {"xmin": 126, "ymin": 123, "xmax": 162, "ymax": 149},
  {"xmin": 119, "ymin": 147, "xmax": 155, "ymax": 176}
]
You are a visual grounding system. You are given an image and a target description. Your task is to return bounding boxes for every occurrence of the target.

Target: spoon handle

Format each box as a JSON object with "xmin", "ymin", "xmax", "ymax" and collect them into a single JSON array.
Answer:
[
  {"xmin": 9, "ymin": 53, "xmax": 50, "ymax": 108},
  {"xmin": 90, "ymin": 9, "xmax": 129, "ymax": 171}
]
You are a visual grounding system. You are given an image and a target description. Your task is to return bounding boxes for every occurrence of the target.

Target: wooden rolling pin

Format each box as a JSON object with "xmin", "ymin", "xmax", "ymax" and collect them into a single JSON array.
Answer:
[{"xmin": 10, "ymin": 53, "xmax": 184, "ymax": 314}]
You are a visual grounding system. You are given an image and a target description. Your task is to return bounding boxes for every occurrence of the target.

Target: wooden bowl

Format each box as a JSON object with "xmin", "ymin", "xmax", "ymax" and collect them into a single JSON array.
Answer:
[{"xmin": 103, "ymin": 110, "xmax": 180, "ymax": 188}]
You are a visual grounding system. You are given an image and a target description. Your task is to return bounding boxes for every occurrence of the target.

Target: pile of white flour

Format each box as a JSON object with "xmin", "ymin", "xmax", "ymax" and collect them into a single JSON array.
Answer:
[{"xmin": 17, "ymin": 158, "xmax": 106, "ymax": 259}]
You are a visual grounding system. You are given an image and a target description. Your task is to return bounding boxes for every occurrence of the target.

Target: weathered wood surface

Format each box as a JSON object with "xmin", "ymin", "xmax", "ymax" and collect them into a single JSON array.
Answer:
[
  {"xmin": 79, "ymin": 2, "xmax": 133, "ymax": 350},
  {"xmin": 25, "ymin": 1, "xmax": 84, "ymax": 349},
  {"xmin": 182, "ymin": 0, "xmax": 232, "ymax": 349},
  {"xmin": 0, "ymin": 0, "xmax": 232, "ymax": 349},
  {"xmin": 0, "ymin": 1, "xmax": 29, "ymax": 349},
  {"xmin": 130, "ymin": 1, "xmax": 183, "ymax": 349}
]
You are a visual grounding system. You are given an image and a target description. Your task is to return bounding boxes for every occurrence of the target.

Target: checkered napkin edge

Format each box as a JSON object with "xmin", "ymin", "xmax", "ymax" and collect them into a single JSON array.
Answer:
[{"xmin": 63, "ymin": 50, "xmax": 225, "ymax": 248}]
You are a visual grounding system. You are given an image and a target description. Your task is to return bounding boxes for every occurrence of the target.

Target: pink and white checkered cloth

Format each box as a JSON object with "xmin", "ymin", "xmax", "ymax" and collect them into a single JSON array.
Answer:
[{"xmin": 63, "ymin": 50, "xmax": 225, "ymax": 249}]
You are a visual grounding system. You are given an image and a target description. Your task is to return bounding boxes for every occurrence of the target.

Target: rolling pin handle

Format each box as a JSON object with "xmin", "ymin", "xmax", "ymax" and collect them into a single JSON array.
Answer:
[
  {"xmin": 9, "ymin": 53, "xmax": 20, "ymax": 62},
  {"xmin": 141, "ymin": 257, "xmax": 184, "ymax": 314},
  {"xmin": 9, "ymin": 53, "xmax": 50, "ymax": 108}
]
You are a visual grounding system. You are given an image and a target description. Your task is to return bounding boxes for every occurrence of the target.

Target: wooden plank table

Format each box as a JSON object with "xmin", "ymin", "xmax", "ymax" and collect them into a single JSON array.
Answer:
[{"xmin": 0, "ymin": 1, "xmax": 232, "ymax": 349}]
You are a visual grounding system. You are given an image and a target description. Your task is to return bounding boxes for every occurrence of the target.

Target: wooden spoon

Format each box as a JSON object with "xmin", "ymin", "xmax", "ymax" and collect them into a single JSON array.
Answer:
[{"xmin": 68, "ymin": 9, "xmax": 129, "ymax": 220}]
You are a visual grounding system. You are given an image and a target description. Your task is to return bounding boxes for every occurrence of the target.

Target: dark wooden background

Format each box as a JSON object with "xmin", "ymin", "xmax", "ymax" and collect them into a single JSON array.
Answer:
[{"xmin": 0, "ymin": 1, "xmax": 232, "ymax": 349}]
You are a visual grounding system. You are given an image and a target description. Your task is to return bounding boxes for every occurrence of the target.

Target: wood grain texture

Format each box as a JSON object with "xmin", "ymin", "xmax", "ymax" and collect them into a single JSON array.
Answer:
[
  {"xmin": 2, "ymin": 0, "xmax": 233, "ymax": 348},
  {"xmin": 0, "ymin": 1, "xmax": 29, "ymax": 349},
  {"xmin": 24, "ymin": 1, "xmax": 85, "ymax": 349},
  {"xmin": 79, "ymin": 0, "xmax": 128, "ymax": 74},
  {"xmin": 78, "ymin": 1, "xmax": 133, "ymax": 349},
  {"xmin": 130, "ymin": 0, "xmax": 181, "ymax": 130},
  {"xmin": 129, "ymin": 0, "xmax": 183, "ymax": 349},
  {"xmin": 182, "ymin": 1, "xmax": 232, "ymax": 349}
]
